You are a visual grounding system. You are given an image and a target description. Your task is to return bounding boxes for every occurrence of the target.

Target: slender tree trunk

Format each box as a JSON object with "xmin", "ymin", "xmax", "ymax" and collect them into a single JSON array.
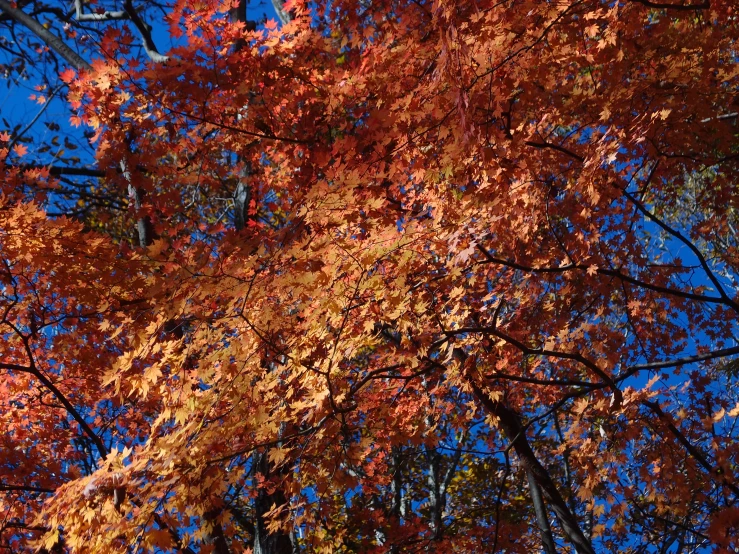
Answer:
[
  {"xmin": 123, "ymin": 161, "xmax": 154, "ymax": 248},
  {"xmin": 233, "ymin": 180, "xmax": 252, "ymax": 231},
  {"xmin": 204, "ymin": 508, "xmax": 231, "ymax": 554},
  {"xmin": 391, "ymin": 447, "xmax": 403, "ymax": 519},
  {"xmin": 526, "ymin": 468, "xmax": 558, "ymax": 554},
  {"xmin": 252, "ymin": 450, "xmax": 295, "ymax": 554},
  {"xmin": 468, "ymin": 380, "xmax": 595, "ymax": 554},
  {"xmin": 228, "ymin": 0, "xmax": 257, "ymax": 232},
  {"xmin": 426, "ymin": 449, "xmax": 443, "ymax": 538}
]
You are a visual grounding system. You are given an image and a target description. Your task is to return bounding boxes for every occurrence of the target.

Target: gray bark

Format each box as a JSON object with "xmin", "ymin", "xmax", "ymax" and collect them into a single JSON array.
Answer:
[
  {"xmin": 0, "ymin": 0, "xmax": 92, "ymax": 71},
  {"xmin": 233, "ymin": 180, "xmax": 252, "ymax": 231}
]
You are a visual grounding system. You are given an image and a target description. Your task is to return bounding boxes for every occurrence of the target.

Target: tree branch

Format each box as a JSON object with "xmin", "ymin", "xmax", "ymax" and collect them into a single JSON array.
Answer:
[
  {"xmin": 270, "ymin": 0, "xmax": 291, "ymax": 25},
  {"xmin": 621, "ymin": 345, "xmax": 739, "ymax": 374},
  {"xmin": 121, "ymin": 159, "xmax": 152, "ymax": 247},
  {"xmin": 620, "ymin": 172, "xmax": 739, "ymax": 314},
  {"xmin": 441, "ymin": 324, "xmax": 623, "ymax": 408},
  {"xmin": 525, "ymin": 140, "xmax": 584, "ymax": 163},
  {"xmin": 0, "ymin": 0, "xmax": 92, "ymax": 71},
  {"xmin": 0, "ymin": 361, "xmax": 107, "ymax": 459},
  {"xmin": 5, "ymin": 84, "xmax": 63, "ymax": 159},
  {"xmin": 476, "ymin": 244, "xmax": 728, "ymax": 306},
  {"xmin": 0, "ymin": 484, "xmax": 55, "ymax": 494},
  {"xmin": 527, "ymin": 468, "xmax": 558, "ymax": 554},
  {"xmin": 46, "ymin": 165, "xmax": 106, "ymax": 177},
  {"xmin": 74, "ymin": 0, "xmax": 129, "ymax": 21},
  {"xmin": 468, "ymin": 378, "xmax": 595, "ymax": 554},
  {"xmin": 631, "ymin": 0, "xmax": 709, "ymax": 10},
  {"xmin": 642, "ymin": 400, "xmax": 739, "ymax": 497},
  {"xmin": 122, "ymin": 0, "xmax": 168, "ymax": 63}
]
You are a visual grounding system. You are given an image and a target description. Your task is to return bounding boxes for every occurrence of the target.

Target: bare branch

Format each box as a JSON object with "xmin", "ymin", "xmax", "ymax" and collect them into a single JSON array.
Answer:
[
  {"xmin": 700, "ymin": 112, "xmax": 738, "ymax": 124},
  {"xmin": 46, "ymin": 165, "xmax": 106, "ymax": 177},
  {"xmin": 121, "ymin": 159, "xmax": 152, "ymax": 247},
  {"xmin": 527, "ymin": 468, "xmax": 557, "ymax": 554},
  {"xmin": 122, "ymin": 0, "xmax": 168, "ymax": 63}
]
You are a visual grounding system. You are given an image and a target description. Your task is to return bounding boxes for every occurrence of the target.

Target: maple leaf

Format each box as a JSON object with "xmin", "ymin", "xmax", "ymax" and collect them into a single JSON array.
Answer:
[{"xmin": 59, "ymin": 68, "xmax": 76, "ymax": 83}]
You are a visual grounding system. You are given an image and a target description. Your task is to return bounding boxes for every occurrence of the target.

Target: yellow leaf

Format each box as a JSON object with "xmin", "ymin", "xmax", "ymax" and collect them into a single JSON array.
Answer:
[{"xmin": 42, "ymin": 530, "xmax": 59, "ymax": 551}]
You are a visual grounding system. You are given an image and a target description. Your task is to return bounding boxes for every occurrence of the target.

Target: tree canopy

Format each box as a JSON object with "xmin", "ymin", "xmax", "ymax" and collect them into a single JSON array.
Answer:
[{"xmin": 0, "ymin": 0, "xmax": 738, "ymax": 552}]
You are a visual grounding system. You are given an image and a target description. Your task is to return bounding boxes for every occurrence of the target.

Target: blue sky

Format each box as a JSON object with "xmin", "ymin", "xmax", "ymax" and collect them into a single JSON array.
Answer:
[{"xmin": 0, "ymin": 0, "xmax": 280, "ymax": 171}]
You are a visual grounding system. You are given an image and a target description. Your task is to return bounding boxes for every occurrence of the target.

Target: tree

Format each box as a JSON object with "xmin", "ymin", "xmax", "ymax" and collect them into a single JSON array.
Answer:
[{"xmin": 0, "ymin": 0, "xmax": 738, "ymax": 552}]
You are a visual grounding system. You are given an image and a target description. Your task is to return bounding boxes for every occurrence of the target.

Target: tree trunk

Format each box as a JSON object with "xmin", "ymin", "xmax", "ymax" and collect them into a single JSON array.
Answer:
[
  {"xmin": 468, "ymin": 380, "xmax": 595, "ymax": 554},
  {"xmin": 526, "ymin": 468, "xmax": 558, "ymax": 554},
  {"xmin": 252, "ymin": 450, "xmax": 295, "ymax": 554}
]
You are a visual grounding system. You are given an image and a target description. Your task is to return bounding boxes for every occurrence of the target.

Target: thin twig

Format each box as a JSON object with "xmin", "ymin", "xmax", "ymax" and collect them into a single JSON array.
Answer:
[{"xmin": 5, "ymin": 84, "xmax": 63, "ymax": 159}]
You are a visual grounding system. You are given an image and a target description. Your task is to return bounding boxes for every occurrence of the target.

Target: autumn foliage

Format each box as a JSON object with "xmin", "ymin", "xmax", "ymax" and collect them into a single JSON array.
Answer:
[{"xmin": 0, "ymin": 0, "xmax": 739, "ymax": 552}]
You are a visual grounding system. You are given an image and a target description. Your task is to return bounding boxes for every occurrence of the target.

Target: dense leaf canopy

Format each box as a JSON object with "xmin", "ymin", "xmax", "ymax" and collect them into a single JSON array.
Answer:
[{"xmin": 0, "ymin": 0, "xmax": 738, "ymax": 552}]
